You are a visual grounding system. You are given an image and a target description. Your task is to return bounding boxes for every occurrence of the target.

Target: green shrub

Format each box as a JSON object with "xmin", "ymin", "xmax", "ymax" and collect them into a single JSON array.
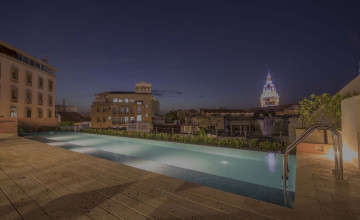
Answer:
[{"xmin": 81, "ymin": 129, "xmax": 287, "ymax": 153}]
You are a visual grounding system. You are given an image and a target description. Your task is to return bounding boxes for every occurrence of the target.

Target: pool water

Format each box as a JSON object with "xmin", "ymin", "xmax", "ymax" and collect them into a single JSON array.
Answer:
[{"xmin": 29, "ymin": 132, "xmax": 296, "ymax": 207}]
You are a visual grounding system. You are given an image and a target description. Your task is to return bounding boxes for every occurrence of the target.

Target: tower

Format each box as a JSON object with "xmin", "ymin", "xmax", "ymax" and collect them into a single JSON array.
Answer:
[
  {"xmin": 260, "ymin": 70, "xmax": 280, "ymax": 107},
  {"xmin": 135, "ymin": 82, "xmax": 152, "ymax": 94}
]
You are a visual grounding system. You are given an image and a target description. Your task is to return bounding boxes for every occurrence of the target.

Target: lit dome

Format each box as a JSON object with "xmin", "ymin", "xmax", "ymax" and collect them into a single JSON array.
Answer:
[{"xmin": 260, "ymin": 70, "xmax": 280, "ymax": 107}]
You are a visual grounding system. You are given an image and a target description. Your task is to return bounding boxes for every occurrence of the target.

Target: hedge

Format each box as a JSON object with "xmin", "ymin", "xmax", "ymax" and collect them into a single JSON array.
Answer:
[{"xmin": 81, "ymin": 128, "xmax": 289, "ymax": 153}]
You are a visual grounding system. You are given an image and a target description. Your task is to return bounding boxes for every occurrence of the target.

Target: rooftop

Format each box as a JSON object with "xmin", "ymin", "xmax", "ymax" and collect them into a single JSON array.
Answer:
[
  {"xmin": 0, "ymin": 40, "xmax": 57, "ymax": 75},
  {"xmin": 57, "ymin": 112, "xmax": 90, "ymax": 123},
  {"xmin": 0, "ymin": 136, "xmax": 359, "ymax": 219}
]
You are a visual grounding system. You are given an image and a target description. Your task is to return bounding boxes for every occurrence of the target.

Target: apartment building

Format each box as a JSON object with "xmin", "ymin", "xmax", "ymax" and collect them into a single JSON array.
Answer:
[
  {"xmin": 0, "ymin": 40, "xmax": 57, "ymax": 129},
  {"xmin": 90, "ymin": 82, "xmax": 160, "ymax": 128}
]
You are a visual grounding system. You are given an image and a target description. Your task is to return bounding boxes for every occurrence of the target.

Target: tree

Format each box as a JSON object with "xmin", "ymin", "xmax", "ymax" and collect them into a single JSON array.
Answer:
[{"xmin": 297, "ymin": 92, "xmax": 356, "ymax": 129}]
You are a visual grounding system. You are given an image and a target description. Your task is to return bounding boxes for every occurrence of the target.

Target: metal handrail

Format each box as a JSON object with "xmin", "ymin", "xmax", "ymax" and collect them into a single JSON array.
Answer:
[{"xmin": 283, "ymin": 124, "xmax": 343, "ymax": 189}]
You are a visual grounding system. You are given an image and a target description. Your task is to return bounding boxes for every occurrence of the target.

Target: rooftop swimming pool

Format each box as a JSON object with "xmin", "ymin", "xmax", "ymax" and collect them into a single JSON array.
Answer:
[{"xmin": 29, "ymin": 132, "xmax": 296, "ymax": 207}]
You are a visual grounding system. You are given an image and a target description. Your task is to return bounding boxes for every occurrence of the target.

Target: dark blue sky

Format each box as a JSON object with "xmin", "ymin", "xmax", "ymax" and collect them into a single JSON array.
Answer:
[{"xmin": 1, "ymin": 0, "xmax": 360, "ymax": 112}]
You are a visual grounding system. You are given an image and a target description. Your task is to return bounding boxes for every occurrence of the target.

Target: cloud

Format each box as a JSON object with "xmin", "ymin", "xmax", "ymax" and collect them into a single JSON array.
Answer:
[{"xmin": 152, "ymin": 89, "xmax": 183, "ymax": 97}]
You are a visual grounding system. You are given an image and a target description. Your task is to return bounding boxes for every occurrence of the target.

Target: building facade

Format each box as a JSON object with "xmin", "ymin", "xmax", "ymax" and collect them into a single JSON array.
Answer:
[
  {"xmin": 0, "ymin": 40, "xmax": 57, "ymax": 129},
  {"xmin": 260, "ymin": 71, "xmax": 280, "ymax": 107},
  {"xmin": 90, "ymin": 82, "xmax": 160, "ymax": 129}
]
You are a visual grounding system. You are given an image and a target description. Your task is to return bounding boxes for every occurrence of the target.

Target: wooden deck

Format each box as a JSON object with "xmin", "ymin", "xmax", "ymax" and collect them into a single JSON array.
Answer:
[{"xmin": 1, "ymin": 136, "xmax": 359, "ymax": 219}]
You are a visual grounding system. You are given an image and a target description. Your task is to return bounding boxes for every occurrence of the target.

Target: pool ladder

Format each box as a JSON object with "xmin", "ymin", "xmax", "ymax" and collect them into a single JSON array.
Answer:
[{"xmin": 282, "ymin": 124, "xmax": 343, "ymax": 189}]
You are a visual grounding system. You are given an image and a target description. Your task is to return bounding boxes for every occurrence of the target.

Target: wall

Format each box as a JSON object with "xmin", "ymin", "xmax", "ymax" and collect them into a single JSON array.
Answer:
[
  {"xmin": 0, "ymin": 117, "xmax": 18, "ymax": 138},
  {"xmin": 295, "ymin": 129, "xmax": 339, "ymax": 144},
  {"xmin": 19, "ymin": 117, "xmax": 58, "ymax": 130},
  {"xmin": 341, "ymin": 95, "xmax": 360, "ymax": 168},
  {"xmin": 126, "ymin": 122, "xmax": 152, "ymax": 133},
  {"xmin": 0, "ymin": 53, "xmax": 56, "ymax": 120},
  {"xmin": 339, "ymin": 75, "xmax": 360, "ymax": 96}
]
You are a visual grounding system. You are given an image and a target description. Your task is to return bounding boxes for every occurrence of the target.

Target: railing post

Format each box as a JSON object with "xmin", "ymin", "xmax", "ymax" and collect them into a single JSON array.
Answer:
[
  {"xmin": 333, "ymin": 134, "xmax": 339, "ymax": 172},
  {"xmin": 337, "ymin": 135, "xmax": 343, "ymax": 180}
]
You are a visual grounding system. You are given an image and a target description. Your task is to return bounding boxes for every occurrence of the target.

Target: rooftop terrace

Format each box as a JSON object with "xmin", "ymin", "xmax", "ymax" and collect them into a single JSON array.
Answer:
[{"xmin": 0, "ymin": 137, "xmax": 359, "ymax": 219}]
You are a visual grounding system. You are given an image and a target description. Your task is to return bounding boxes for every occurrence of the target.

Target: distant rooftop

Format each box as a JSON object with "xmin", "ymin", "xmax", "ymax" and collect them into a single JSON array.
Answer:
[{"xmin": 57, "ymin": 112, "xmax": 90, "ymax": 123}]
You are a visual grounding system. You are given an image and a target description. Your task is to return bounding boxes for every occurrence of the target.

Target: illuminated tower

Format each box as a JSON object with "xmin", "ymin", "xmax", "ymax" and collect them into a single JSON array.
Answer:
[{"xmin": 260, "ymin": 70, "xmax": 280, "ymax": 107}]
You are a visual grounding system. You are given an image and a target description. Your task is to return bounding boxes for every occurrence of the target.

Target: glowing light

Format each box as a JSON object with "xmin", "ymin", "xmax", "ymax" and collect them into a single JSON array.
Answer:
[
  {"xmin": 260, "ymin": 70, "xmax": 280, "ymax": 107},
  {"xmin": 322, "ymin": 143, "xmax": 357, "ymax": 162},
  {"xmin": 221, "ymin": 160, "xmax": 229, "ymax": 165},
  {"xmin": 266, "ymin": 153, "xmax": 276, "ymax": 173}
]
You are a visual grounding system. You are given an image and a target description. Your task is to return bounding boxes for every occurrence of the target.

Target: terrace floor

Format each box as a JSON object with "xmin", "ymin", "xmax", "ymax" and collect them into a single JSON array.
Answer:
[{"xmin": 0, "ymin": 137, "xmax": 359, "ymax": 220}]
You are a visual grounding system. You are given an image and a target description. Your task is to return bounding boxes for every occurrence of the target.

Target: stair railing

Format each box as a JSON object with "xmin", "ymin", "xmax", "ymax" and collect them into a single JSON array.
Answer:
[{"xmin": 283, "ymin": 124, "xmax": 343, "ymax": 189}]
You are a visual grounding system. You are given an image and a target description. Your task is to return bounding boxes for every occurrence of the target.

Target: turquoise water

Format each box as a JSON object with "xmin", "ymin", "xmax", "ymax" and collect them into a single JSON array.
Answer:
[{"xmin": 31, "ymin": 132, "xmax": 296, "ymax": 192}]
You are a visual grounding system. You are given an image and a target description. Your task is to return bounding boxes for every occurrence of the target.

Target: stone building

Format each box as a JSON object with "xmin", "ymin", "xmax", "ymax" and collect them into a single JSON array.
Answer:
[
  {"xmin": 0, "ymin": 40, "xmax": 57, "ymax": 131},
  {"xmin": 192, "ymin": 104, "xmax": 298, "ymax": 140},
  {"xmin": 90, "ymin": 82, "xmax": 160, "ymax": 129},
  {"xmin": 260, "ymin": 71, "xmax": 280, "ymax": 107}
]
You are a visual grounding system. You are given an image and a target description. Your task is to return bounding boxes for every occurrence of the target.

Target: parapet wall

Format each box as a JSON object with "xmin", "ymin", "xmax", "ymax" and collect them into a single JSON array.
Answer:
[
  {"xmin": 341, "ymin": 95, "xmax": 360, "ymax": 168},
  {"xmin": 0, "ymin": 117, "xmax": 18, "ymax": 138}
]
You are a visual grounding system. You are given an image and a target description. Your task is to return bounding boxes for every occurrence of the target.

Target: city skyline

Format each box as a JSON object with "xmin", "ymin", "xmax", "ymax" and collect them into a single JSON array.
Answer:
[{"xmin": 1, "ymin": 0, "xmax": 360, "ymax": 112}]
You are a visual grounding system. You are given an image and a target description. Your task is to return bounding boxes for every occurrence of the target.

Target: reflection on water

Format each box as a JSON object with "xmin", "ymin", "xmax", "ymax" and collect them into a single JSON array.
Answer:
[{"xmin": 266, "ymin": 152, "xmax": 277, "ymax": 173}]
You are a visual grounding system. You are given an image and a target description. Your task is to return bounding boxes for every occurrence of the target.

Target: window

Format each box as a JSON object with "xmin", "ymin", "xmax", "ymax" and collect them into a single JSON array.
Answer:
[
  {"xmin": 137, "ymin": 115, "xmax": 141, "ymax": 122},
  {"xmin": 97, "ymin": 107, "xmax": 100, "ymax": 112},
  {"xmin": 96, "ymin": 117, "xmax": 100, "ymax": 122},
  {"xmin": 126, "ymin": 107, "xmax": 129, "ymax": 113},
  {"xmin": 103, "ymin": 107, "xmax": 107, "ymax": 112},
  {"xmin": 38, "ymin": 77, "xmax": 44, "ymax": 89},
  {"xmin": 130, "ymin": 117, "xmax": 134, "ymax": 121},
  {"xmin": 102, "ymin": 117, "xmax": 106, "ymax": 122},
  {"xmin": 145, "ymin": 104, "xmax": 148, "ymax": 108},
  {"xmin": 146, "ymin": 113, "xmax": 148, "ymax": 118},
  {"xmin": 118, "ymin": 107, "xmax": 123, "ymax": 114},
  {"xmin": 48, "ymin": 80, "xmax": 53, "ymax": 91},
  {"xmin": 10, "ymin": 107, "xmax": 17, "ymax": 118},
  {"xmin": 38, "ymin": 93, "xmax": 43, "ymax": 105},
  {"xmin": 30, "ymin": 59, "xmax": 35, "ymax": 66},
  {"xmin": 38, "ymin": 108, "xmax": 43, "ymax": 118},
  {"xmin": 11, "ymin": 68, "xmax": 18, "ymax": 82},
  {"xmin": 112, "ymin": 117, "xmax": 117, "ymax": 124},
  {"xmin": 113, "ymin": 98, "xmax": 118, "ymax": 103},
  {"xmin": 48, "ymin": 110, "xmax": 52, "ymax": 118},
  {"xmin": 119, "ymin": 117, "xmax": 123, "ymax": 123},
  {"xmin": 130, "ymin": 98, "xmax": 134, "ymax": 102},
  {"xmin": 25, "ymin": 90, "xmax": 32, "ymax": 104},
  {"xmin": 137, "ymin": 102, "xmax": 142, "ymax": 105},
  {"xmin": 124, "ymin": 117, "xmax": 128, "ymax": 123},
  {"xmin": 26, "ymin": 108, "xmax": 31, "ymax": 118},
  {"xmin": 35, "ymin": 62, "xmax": 40, "ymax": 69},
  {"xmin": 118, "ymin": 98, "xmax": 123, "ymax": 103},
  {"xmin": 41, "ymin": 64, "xmax": 44, "ymax": 71},
  {"xmin": 137, "ymin": 106, "xmax": 141, "ymax": 114},
  {"xmin": 108, "ymin": 116, "xmax": 111, "ymax": 120},
  {"xmin": 16, "ymin": 54, "xmax": 22, "ymax": 61},
  {"xmin": 125, "ymin": 98, "xmax": 128, "ymax": 103},
  {"xmin": 130, "ymin": 107, "xmax": 134, "ymax": 114},
  {"xmin": 23, "ymin": 56, "xmax": 29, "ymax": 64},
  {"xmin": 11, "ymin": 87, "xmax": 18, "ymax": 102},
  {"xmin": 112, "ymin": 107, "xmax": 117, "ymax": 113},
  {"xmin": 26, "ymin": 73, "xmax": 32, "ymax": 85},
  {"xmin": 48, "ymin": 95, "xmax": 53, "ymax": 106}
]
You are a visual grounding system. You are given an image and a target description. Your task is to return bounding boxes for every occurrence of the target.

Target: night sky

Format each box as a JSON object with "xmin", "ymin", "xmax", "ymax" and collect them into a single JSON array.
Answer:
[{"xmin": 1, "ymin": 0, "xmax": 360, "ymax": 112}]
